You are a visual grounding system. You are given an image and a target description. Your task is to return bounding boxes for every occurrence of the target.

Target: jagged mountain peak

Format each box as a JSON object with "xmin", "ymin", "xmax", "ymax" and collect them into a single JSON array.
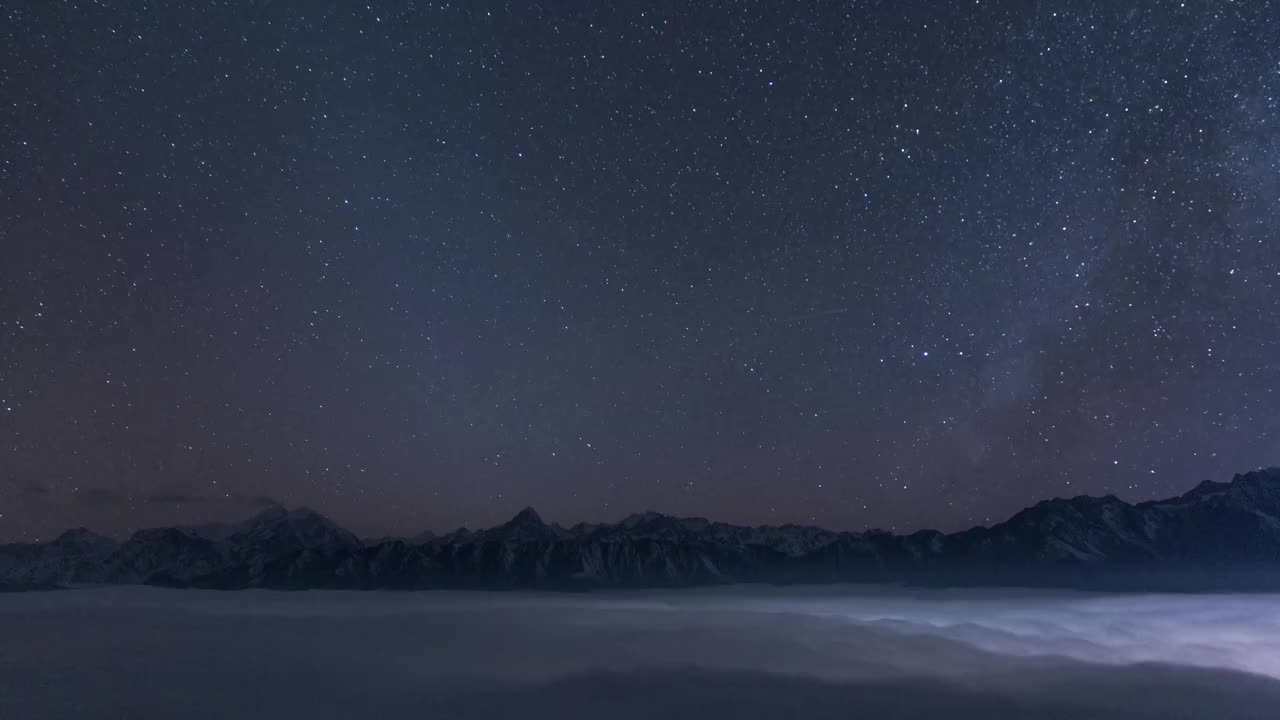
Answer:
[
  {"xmin": 1170, "ymin": 468, "xmax": 1280, "ymax": 505},
  {"xmin": 620, "ymin": 511, "xmax": 672, "ymax": 528},
  {"xmin": 247, "ymin": 504, "xmax": 289, "ymax": 523},
  {"xmin": 7, "ymin": 467, "xmax": 1280, "ymax": 591},
  {"xmin": 439, "ymin": 527, "xmax": 474, "ymax": 543},
  {"xmin": 1184, "ymin": 478, "xmax": 1230, "ymax": 499},
  {"xmin": 232, "ymin": 505, "xmax": 361, "ymax": 552},
  {"xmin": 612, "ymin": 512, "xmax": 714, "ymax": 539},
  {"xmin": 486, "ymin": 507, "xmax": 560, "ymax": 542},
  {"xmin": 1236, "ymin": 468, "xmax": 1280, "ymax": 482},
  {"xmin": 54, "ymin": 527, "xmax": 113, "ymax": 545},
  {"xmin": 507, "ymin": 507, "xmax": 545, "ymax": 526},
  {"xmin": 1000, "ymin": 493, "xmax": 1132, "ymax": 529},
  {"xmin": 247, "ymin": 505, "xmax": 340, "ymax": 528},
  {"xmin": 45, "ymin": 528, "xmax": 119, "ymax": 562},
  {"xmin": 1232, "ymin": 468, "xmax": 1280, "ymax": 491}
]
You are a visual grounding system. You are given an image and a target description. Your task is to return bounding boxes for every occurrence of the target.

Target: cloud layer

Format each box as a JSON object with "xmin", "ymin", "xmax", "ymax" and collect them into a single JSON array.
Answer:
[{"xmin": 0, "ymin": 587, "xmax": 1278, "ymax": 719}]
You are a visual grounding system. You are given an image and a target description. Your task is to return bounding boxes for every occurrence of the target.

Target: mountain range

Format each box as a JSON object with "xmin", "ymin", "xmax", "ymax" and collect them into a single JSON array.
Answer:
[{"xmin": 4, "ymin": 468, "xmax": 1280, "ymax": 592}]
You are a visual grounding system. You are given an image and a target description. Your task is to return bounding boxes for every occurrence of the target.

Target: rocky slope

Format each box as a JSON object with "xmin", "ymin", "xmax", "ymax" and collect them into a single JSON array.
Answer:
[{"xmin": 4, "ymin": 468, "xmax": 1280, "ymax": 591}]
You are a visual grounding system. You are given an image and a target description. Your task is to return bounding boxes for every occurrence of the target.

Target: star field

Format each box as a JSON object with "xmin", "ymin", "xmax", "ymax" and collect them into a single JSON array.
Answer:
[{"xmin": 2, "ymin": 1, "xmax": 1279, "ymax": 541}]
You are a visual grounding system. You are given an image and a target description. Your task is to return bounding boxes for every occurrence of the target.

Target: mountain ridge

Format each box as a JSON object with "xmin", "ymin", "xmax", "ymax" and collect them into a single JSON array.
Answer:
[{"xmin": 4, "ymin": 468, "xmax": 1280, "ymax": 592}]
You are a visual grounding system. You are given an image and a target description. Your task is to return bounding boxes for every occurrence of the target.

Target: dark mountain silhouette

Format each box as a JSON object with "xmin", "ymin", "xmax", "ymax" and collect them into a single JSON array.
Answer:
[{"xmin": 4, "ymin": 468, "xmax": 1280, "ymax": 592}]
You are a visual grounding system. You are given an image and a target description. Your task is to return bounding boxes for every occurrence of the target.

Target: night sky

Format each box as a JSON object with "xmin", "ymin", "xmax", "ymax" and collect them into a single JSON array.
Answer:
[{"xmin": 3, "ymin": 1, "xmax": 1279, "ymax": 542}]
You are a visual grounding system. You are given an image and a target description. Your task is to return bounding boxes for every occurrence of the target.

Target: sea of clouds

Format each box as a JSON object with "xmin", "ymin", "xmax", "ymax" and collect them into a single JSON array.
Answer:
[{"xmin": 1, "ymin": 585, "xmax": 1278, "ymax": 719}]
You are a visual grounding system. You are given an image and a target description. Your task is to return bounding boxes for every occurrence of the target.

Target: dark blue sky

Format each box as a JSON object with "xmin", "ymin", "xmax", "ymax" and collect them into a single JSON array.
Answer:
[{"xmin": 3, "ymin": 1, "xmax": 1278, "ymax": 540}]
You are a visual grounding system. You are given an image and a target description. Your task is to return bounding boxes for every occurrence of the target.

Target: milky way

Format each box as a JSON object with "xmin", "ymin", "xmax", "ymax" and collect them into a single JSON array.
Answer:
[{"xmin": 2, "ymin": 2, "xmax": 1278, "ymax": 540}]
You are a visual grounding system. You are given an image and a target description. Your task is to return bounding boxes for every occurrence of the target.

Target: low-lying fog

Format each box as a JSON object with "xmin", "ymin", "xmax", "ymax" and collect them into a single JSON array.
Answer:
[{"xmin": 2, "ymin": 586, "xmax": 1278, "ymax": 719}]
